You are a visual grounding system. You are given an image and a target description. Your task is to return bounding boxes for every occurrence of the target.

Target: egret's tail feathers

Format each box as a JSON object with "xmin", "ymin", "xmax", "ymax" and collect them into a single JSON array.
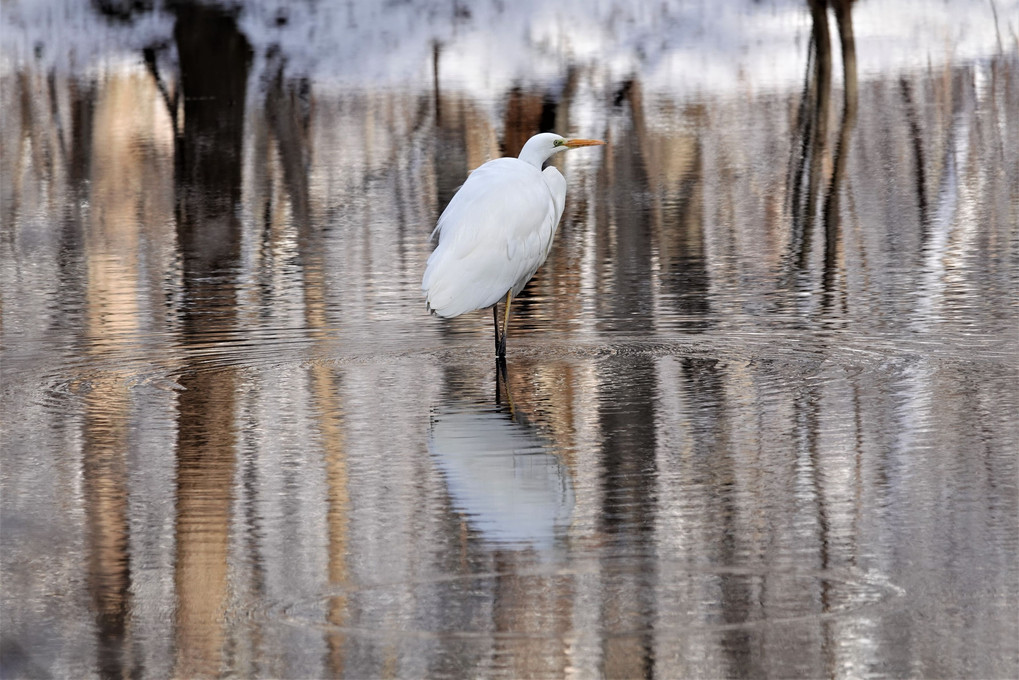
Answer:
[{"xmin": 422, "ymin": 262, "xmax": 502, "ymax": 319}]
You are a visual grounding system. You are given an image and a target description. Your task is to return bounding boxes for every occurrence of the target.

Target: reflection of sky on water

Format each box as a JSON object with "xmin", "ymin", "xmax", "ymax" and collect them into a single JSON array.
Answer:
[{"xmin": 428, "ymin": 404, "xmax": 574, "ymax": 554}]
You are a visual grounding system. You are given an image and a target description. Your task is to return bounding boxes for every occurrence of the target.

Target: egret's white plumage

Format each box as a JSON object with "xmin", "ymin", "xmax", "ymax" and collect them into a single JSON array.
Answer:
[
  {"xmin": 422, "ymin": 132, "xmax": 604, "ymax": 356},
  {"xmin": 423, "ymin": 158, "xmax": 564, "ymax": 317}
]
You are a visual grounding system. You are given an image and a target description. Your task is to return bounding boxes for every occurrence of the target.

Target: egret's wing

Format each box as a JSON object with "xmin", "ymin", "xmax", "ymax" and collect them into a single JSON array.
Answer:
[{"xmin": 422, "ymin": 158, "xmax": 559, "ymax": 318}]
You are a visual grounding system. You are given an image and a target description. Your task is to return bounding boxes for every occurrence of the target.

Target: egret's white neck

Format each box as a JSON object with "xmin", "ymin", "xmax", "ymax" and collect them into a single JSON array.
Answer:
[{"xmin": 517, "ymin": 134, "xmax": 562, "ymax": 168}]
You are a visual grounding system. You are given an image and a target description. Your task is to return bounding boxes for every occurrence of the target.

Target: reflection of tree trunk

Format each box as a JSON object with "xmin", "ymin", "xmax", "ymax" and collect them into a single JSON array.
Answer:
[
  {"xmin": 626, "ymin": 77, "xmax": 707, "ymax": 328},
  {"xmin": 789, "ymin": 0, "xmax": 856, "ymax": 297},
  {"xmin": 265, "ymin": 50, "xmax": 311, "ymax": 231},
  {"xmin": 674, "ymin": 358, "xmax": 759, "ymax": 678},
  {"xmin": 595, "ymin": 80, "xmax": 654, "ymax": 333},
  {"xmin": 295, "ymin": 90, "xmax": 348, "ymax": 673},
  {"xmin": 305, "ymin": 345, "xmax": 349, "ymax": 674},
  {"xmin": 795, "ymin": 0, "xmax": 832, "ymax": 271},
  {"xmin": 503, "ymin": 88, "xmax": 559, "ymax": 156},
  {"xmin": 433, "ymin": 109, "xmax": 470, "ymax": 212},
  {"xmin": 799, "ymin": 377, "xmax": 836, "ymax": 674},
  {"xmin": 491, "ymin": 552, "xmax": 571, "ymax": 677},
  {"xmin": 597, "ymin": 357, "xmax": 657, "ymax": 679},
  {"xmin": 822, "ymin": 1, "xmax": 857, "ymax": 301},
  {"xmin": 170, "ymin": 4, "xmax": 250, "ymax": 677},
  {"xmin": 83, "ymin": 387, "xmax": 134, "ymax": 680},
  {"xmin": 321, "ymin": 386, "xmax": 350, "ymax": 676},
  {"xmin": 68, "ymin": 80, "xmax": 97, "ymax": 193},
  {"xmin": 173, "ymin": 370, "xmax": 238, "ymax": 679},
  {"xmin": 79, "ymin": 62, "xmax": 171, "ymax": 679},
  {"xmin": 61, "ymin": 79, "xmax": 96, "ymax": 261},
  {"xmin": 173, "ymin": 2, "xmax": 251, "ymax": 272}
]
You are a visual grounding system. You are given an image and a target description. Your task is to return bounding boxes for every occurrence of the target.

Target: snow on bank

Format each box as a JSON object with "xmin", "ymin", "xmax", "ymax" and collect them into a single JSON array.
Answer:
[{"xmin": 2, "ymin": 0, "xmax": 1014, "ymax": 96}]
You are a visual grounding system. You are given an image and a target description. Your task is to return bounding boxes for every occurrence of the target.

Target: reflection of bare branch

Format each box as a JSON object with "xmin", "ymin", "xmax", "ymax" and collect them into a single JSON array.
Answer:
[
  {"xmin": 989, "ymin": 0, "xmax": 1004, "ymax": 55},
  {"xmin": 142, "ymin": 45, "xmax": 179, "ymax": 141},
  {"xmin": 46, "ymin": 71, "xmax": 68, "ymax": 164},
  {"xmin": 822, "ymin": 0, "xmax": 858, "ymax": 300},
  {"xmin": 789, "ymin": 0, "xmax": 832, "ymax": 271},
  {"xmin": 787, "ymin": 36, "xmax": 815, "ymax": 217},
  {"xmin": 900, "ymin": 78, "xmax": 929, "ymax": 231},
  {"xmin": 432, "ymin": 41, "xmax": 441, "ymax": 122},
  {"xmin": 825, "ymin": 0, "xmax": 859, "ymax": 216},
  {"xmin": 789, "ymin": 0, "xmax": 857, "ymax": 303}
]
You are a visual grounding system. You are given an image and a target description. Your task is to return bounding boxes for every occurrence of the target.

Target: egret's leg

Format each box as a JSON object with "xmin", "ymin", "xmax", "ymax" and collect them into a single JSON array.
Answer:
[
  {"xmin": 498, "ymin": 291, "xmax": 512, "ymax": 358},
  {"xmin": 493, "ymin": 303, "xmax": 501, "ymax": 355}
]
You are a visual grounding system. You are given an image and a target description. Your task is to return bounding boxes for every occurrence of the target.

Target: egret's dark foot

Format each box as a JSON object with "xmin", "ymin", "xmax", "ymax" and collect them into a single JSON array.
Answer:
[{"xmin": 497, "ymin": 332, "xmax": 507, "ymax": 359}]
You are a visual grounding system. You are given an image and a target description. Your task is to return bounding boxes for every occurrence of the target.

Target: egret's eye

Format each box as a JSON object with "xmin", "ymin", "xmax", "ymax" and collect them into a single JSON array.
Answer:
[{"xmin": 553, "ymin": 139, "xmax": 564, "ymax": 147}]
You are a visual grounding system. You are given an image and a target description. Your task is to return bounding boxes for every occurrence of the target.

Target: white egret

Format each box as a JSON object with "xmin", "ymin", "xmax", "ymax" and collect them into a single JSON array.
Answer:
[{"xmin": 422, "ymin": 132, "xmax": 605, "ymax": 358}]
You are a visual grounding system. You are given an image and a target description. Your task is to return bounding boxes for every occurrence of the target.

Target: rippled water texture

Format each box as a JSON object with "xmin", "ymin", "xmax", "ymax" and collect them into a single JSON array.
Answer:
[{"xmin": 2, "ymin": 1, "xmax": 1018, "ymax": 678}]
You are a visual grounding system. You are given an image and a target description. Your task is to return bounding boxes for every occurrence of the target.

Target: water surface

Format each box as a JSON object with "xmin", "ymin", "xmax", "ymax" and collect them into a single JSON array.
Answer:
[{"xmin": 2, "ymin": 1, "xmax": 1017, "ymax": 678}]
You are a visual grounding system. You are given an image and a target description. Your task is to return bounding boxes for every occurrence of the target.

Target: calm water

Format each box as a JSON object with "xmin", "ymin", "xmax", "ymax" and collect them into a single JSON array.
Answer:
[{"xmin": 2, "ymin": 1, "xmax": 1018, "ymax": 678}]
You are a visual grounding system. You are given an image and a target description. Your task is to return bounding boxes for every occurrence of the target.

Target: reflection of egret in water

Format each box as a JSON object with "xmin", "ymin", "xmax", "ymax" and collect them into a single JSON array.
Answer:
[{"xmin": 428, "ymin": 397, "xmax": 574, "ymax": 555}]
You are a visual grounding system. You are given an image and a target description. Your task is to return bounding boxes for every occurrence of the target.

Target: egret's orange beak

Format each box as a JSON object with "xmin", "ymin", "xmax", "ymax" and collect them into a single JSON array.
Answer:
[{"xmin": 564, "ymin": 138, "xmax": 606, "ymax": 148}]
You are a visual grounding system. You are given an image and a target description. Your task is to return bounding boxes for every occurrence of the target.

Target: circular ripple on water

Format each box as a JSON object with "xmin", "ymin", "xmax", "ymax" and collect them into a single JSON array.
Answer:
[{"xmin": 277, "ymin": 561, "xmax": 903, "ymax": 639}]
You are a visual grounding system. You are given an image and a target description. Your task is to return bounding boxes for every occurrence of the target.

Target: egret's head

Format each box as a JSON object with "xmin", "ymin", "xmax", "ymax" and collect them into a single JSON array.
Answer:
[{"xmin": 518, "ymin": 132, "xmax": 606, "ymax": 168}]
